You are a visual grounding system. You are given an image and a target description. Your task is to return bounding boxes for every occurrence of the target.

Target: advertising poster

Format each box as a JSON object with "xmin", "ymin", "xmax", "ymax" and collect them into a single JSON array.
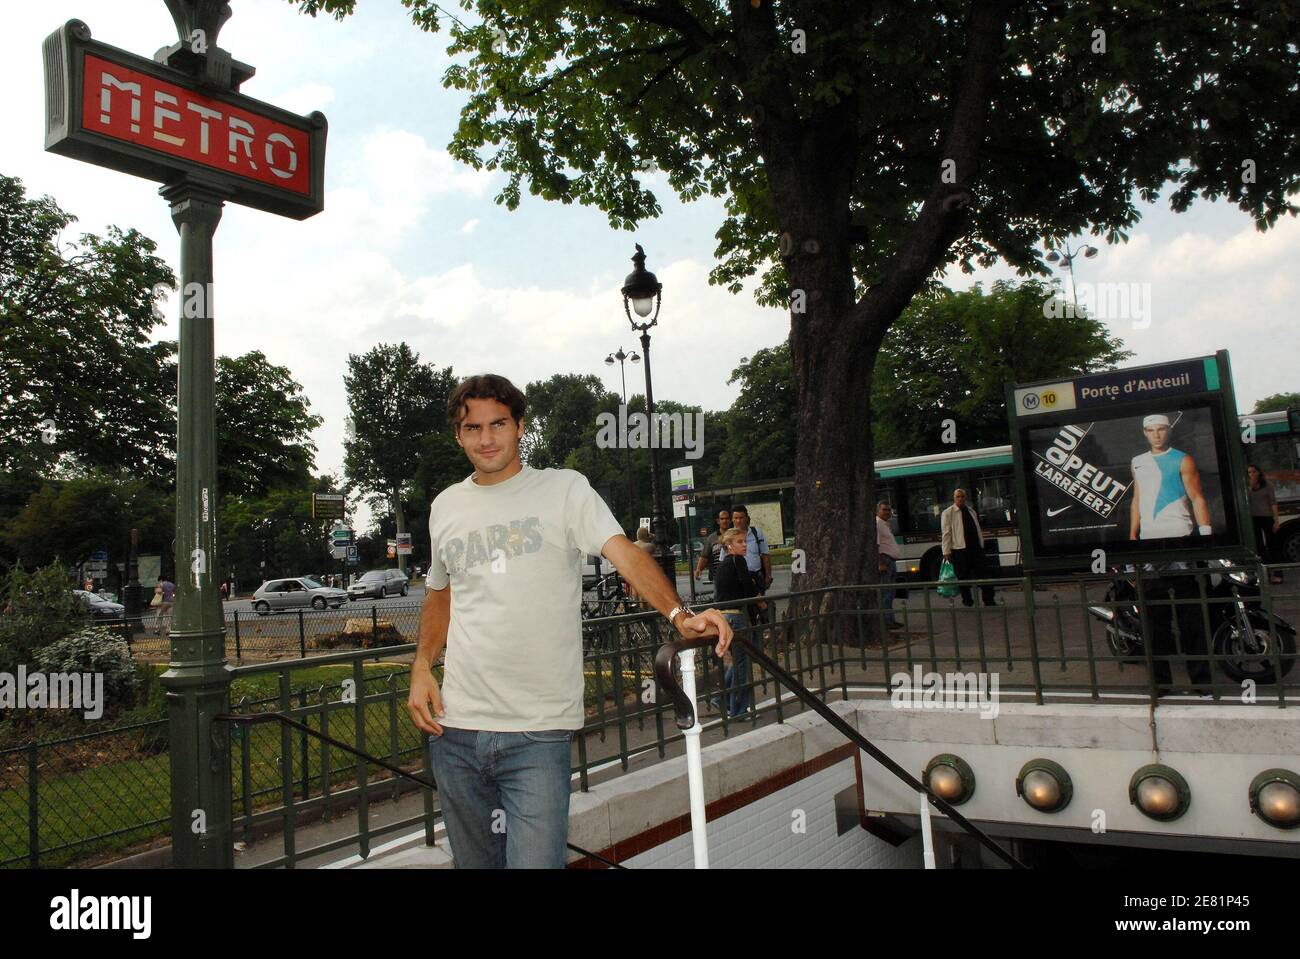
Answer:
[
  {"xmin": 1008, "ymin": 353, "xmax": 1252, "ymax": 569},
  {"xmin": 1024, "ymin": 404, "xmax": 1235, "ymax": 556}
]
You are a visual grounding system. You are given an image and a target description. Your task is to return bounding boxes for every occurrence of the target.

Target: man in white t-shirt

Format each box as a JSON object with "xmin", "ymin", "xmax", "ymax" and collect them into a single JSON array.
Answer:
[{"xmin": 408, "ymin": 373, "xmax": 732, "ymax": 869}]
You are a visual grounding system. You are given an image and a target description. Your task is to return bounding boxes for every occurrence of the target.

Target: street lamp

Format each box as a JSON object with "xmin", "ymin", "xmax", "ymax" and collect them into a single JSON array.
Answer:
[
  {"xmin": 1044, "ymin": 241, "xmax": 1098, "ymax": 313},
  {"xmin": 604, "ymin": 347, "xmax": 641, "ymax": 533},
  {"xmin": 620, "ymin": 244, "xmax": 675, "ymax": 584}
]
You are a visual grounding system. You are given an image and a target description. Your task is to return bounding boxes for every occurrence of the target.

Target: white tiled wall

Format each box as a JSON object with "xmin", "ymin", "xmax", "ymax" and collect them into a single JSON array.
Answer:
[{"xmin": 625, "ymin": 760, "xmax": 923, "ymax": 869}]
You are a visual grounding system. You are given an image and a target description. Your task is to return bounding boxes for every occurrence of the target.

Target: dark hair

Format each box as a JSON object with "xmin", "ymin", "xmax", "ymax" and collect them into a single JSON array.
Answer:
[
  {"xmin": 447, "ymin": 374, "xmax": 527, "ymax": 431},
  {"xmin": 1247, "ymin": 463, "xmax": 1265, "ymax": 490},
  {"xmin": 729, "ymin": 504, "xmax": 748, "ymax": 516}
]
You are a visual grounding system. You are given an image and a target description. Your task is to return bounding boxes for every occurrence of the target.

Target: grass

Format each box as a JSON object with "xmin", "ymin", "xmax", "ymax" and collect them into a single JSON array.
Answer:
[{"xmin": 0, "ymin": 655, "xmax": 659, "ymax": 868}]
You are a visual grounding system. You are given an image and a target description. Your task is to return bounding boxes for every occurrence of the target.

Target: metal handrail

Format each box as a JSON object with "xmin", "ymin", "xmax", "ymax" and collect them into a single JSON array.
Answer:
[
  {"xmin": 654, "ymin": 634, "xmax": 1027, "ymax": 869},
  {"xmin": 214, "ymin": 711, "xmax": 625, "ymax": 869}
]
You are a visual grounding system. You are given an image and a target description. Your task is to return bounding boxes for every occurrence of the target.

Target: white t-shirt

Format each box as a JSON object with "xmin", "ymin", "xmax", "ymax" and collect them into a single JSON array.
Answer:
[{"xmin": 425, "ymin": 465, "xmax": 623, "ymax": 731}]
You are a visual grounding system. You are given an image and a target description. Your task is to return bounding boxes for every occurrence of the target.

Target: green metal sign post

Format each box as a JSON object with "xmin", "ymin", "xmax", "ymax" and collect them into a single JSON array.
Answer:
[{"xmin": 43, "ymin": 4, "xmax": 327, "ymax": 867}]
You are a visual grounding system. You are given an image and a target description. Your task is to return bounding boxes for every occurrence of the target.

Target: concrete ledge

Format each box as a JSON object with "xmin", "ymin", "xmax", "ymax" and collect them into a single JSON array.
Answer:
[
  {"xmin": 777, "ymin": 699, "xmax": 858, "ymax": 763},
  {"xmin": 354, "ymin": 841, "xmax": 454, "ymax": 869},
  {"xmin": 566, "ymin": 788, "xmax": 612, "ymax": 864},
  {"xmin": 992, "ymin": 703, "xmax": 1153, "ymax": 750},
  {"xmin": 855, "ymin": 700, "xmax": 998, "ymax": 744},
  {"xmin": 593, "ymin": 753, "xmax": 716, "ymax": 846},
  {"xmin": 1151, "ymin": 705, "xmax": 1300, "ymax": 755},
  {"xmin": 705, "ymin": 721, "xmax": 805, "ymax": 797}
]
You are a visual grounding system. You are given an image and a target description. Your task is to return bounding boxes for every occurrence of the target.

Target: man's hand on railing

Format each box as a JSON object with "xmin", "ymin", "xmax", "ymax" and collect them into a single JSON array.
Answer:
[
  {"xmin": 408, "ymin": 664, "xmax": 445, "ymax": 736},
  {"xmin": 675, "ymin": 607, "xmax": 733, "ymax": 657}
]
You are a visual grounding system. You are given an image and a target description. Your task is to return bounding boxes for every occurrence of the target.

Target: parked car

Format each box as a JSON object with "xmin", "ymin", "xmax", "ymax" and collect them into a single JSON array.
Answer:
[
  {"xmin": 348, "ymin": 568, "xmax": 409, "ymax": 601},
  {"xmin": 252, "ymin": 577, "xmax": 348, "ymax": 615},
  {"xmin": 72, "ymin": 590, "xmax": 124, "ymax": 621}
]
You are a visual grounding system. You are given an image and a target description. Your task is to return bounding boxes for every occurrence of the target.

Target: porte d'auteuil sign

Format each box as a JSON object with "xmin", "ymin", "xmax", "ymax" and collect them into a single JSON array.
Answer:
[{"xmin": 43, "ymin": 20, "xmax": 326, "ymax": 219}]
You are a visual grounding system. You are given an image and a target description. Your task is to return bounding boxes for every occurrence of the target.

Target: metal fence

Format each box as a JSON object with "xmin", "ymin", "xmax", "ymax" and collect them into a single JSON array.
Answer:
[{"xmin": 3, "ymin": 562, "xmax": 1294, "ymax": 868}]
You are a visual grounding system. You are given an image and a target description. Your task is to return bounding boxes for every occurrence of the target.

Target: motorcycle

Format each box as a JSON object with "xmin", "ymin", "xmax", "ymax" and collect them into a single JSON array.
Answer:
[{"xmin": 1087, "ymin": 560, "xmax": 1296, "ymax": 683}]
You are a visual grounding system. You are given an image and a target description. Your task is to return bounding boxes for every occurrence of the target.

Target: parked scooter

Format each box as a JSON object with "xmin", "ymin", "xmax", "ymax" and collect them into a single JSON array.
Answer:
[{"xmin": 1087, "ymin": 560, "xmax": 1296, "ymax": 683}]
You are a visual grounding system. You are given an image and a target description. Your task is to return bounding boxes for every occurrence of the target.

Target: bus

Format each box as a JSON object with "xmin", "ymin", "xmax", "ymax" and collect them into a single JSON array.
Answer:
[{"xmin": 689, "ymin": 409, "xmax": 1300, "ymax": 583}]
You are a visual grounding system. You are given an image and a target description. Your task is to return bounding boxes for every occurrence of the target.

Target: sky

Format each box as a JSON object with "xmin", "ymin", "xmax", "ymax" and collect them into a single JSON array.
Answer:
[{"xmin": 3, "ymin": 1, "xmax": 1297, "ymax": 530}]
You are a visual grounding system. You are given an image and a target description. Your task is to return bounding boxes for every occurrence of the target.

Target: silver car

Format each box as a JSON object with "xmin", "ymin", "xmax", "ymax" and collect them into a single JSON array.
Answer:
[
  {"xmin": 348, "ymin": 568, "xmax": 409, "ymax": 601},
  {"xmin": 252, "ymin": 577, "xmax": 348, "ymax": 615}
]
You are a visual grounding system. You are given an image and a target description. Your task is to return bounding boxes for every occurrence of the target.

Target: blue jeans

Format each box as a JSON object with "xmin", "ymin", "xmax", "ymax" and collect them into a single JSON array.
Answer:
[
  {"xmin": 427, "ymin": 726, "xmax": 574, "ymax": 869},
  {"xmin": 723, "ymin": 612, "xmax": 753, "ymax": 716},
  {"xmin": 881, "ymin": 557, "xmax": 898, "ymax": 625}
]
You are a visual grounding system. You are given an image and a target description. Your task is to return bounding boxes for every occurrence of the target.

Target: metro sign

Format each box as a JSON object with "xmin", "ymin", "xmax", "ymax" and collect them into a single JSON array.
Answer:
[{"xmin": 44, "ymin": 20, "xmax": 326, "ymax": 219}]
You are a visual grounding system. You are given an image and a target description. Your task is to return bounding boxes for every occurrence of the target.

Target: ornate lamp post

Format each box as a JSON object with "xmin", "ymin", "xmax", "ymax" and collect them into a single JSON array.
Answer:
[
  {"xmin": 620, "ymin": 245, "xmax": 675, "ymax": 584},
  {"xmin": 1045, "ymin": 241, "xmax": 1098, "ymax": 312},
  {"xmin": 604, "ymin": 346, "xmax": 640, "ymax": 523}
]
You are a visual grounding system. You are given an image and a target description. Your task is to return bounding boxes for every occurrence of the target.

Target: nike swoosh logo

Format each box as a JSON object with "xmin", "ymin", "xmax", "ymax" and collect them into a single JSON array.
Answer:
[{"xmin": 1046, "ymin": 506, "xmax": 1072, "ymax": 517}]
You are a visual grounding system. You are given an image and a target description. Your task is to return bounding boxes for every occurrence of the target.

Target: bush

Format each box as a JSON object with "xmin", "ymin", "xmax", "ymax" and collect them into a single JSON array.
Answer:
[
  {"xmin": 124, "ymin": 665, "xmax": 169, "ymax": 755},
  {"xmin": 0, "ymin": 562, "xmax": 89, "ymax": 673},
  {"xmin": 33, "ymin": 626, "xmax": 139, "ymax": 711}
]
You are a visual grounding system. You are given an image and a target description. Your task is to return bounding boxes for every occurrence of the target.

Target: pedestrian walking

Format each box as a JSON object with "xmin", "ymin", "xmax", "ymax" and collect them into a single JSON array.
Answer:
[
  {"xmin": 1247, "ymin": 464, "xmax": 1284, "ymax": 584},
  {"xmin": 153, "ymin": 576, "xmax": 176, "ymax": 633},
  {"xmin": 406, "ymin": 373, "xmax": 733, "ymax": 869},
  {"xmin": 693, "ymin": 508, "xmax": 732, "ymax": 584},
  {"xmin": 220, "ymin": 580, "xmax": 229, "ymax": 601},
  {"xmin": 940, "ymin": 489, "xmax": 996, "ymax": 607},
  {"xmin": 876, "ymin": 501, "xmax": 903, "ymax": 629}
]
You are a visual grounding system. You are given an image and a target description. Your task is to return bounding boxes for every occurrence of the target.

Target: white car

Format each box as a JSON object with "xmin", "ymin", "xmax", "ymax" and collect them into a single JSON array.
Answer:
[{"xmin": 252, "ymin": 577, "xmax": 348, "ymax": 614}]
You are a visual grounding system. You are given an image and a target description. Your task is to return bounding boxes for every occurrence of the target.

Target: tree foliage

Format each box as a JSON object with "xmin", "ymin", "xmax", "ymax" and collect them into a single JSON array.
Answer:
[
  {"xmin": 872, "ymin": 280, "xmax": 1132, "ymax": 457},
  {"xmin": 1253, "ymin": 393, "xmax": 1300, "ymax": 415},
  {"xmin": 295, "ymin": 1, "xmax": 1300, "ymax": 599},
  {"xmin": 0, "ymin": 174, "xmax": 175, "ymax": 482}
]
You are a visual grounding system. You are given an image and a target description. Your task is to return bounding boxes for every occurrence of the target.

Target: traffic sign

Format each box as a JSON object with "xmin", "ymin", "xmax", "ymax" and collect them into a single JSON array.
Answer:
[
  {"xmin": 346, "ymin": 546, "xmax": 359, "ymax": 565},
  {"xmin": 330, "ymin": 528, "xmax": 354, "ymax": 546},
  {"xmin": 396, "ymin": 532, "xmax": 412, "ymax": 556},
  {"xmin": 329, "ymin": 546, "xmax": 347, "ymax": 560},
  {"xmin": 313, "ymin": 493, "xmax": 346, "ymax": 520}
]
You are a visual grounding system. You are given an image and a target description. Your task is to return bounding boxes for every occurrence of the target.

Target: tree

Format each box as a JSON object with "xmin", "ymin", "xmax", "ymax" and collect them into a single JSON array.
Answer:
[
  {"xmin": 298, "ymin": 3, "xmax": 1300, "ymax": 608},
  {"xmin": 0, "ymin": 174, "xmax": 175, "ymax": 484},
  {"xmin": 523, "ymin": 373, "xmax": 609, "ymax": 470},
  {"xmin": 715, "ymin": 342, "xmax": 796, "ymax": 484},
  {"xmin": 343, "ymin": 344, "xmax": 456, "ymax": 572},
  {"xmin": 1254, "ymin": 394, "xmax": 1300, "ymax": 415},
  {"xmin": 873, "ymin": 280, "xmax": 1131, "ymax": 457},
  {"xmin": 215, "ymin": 350, "xmax": 323, "ymax": 499}
]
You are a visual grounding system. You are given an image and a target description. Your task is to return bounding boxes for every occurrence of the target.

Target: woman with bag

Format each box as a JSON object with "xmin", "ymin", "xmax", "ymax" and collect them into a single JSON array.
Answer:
[{"xmin": 940, "ymin": 488, "xmax": 996, "ymax": 607}]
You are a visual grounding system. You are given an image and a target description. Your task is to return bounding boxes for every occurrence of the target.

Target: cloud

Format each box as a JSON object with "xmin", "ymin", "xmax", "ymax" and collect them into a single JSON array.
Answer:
[{"xmin": 460, "ymin": 218, "xmax": 480, "ymax": 234}]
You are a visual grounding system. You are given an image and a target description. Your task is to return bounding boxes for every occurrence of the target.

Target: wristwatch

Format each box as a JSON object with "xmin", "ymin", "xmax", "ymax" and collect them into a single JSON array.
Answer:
[{"xmin": 667, "ymin": 605, "xmax": 692, "ymax": 629}]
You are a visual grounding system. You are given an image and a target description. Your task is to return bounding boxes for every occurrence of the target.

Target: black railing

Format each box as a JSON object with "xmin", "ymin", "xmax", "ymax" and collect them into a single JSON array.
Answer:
[
  {"xmin": 654, "ymin": 633, "xmax": 1027, "ymax": 869},
  {"xmin": 215, "ymin": 711, "xmax": 624, "ymax": 869}
]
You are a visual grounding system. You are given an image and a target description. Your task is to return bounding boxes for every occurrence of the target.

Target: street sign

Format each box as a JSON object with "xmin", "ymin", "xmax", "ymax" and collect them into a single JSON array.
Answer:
[
  {"xmin": 396, "ymin": 532, "xmax": 412, "ymax": 556},
  {"xmin": 670, "ymin": 466, "xmax": 694, "ymax": 493},
  {"xmin": 329, "ymin": 546, "xmax": 347, "ymax": 560},
  {"xmin": 673, "ymin": 494, "xmax": 689, "ymax": 519},
  {"xmin": 44, "ymin": 20, "xmax": 327, "ymax": 219},
  {"xmin": 90, "ymin": 548, "xmax": 108, "ymax": 562},
  {"xmin": 313, "ymin": 493, "xmax": 346, "ymax": 520},
  {"xmin": 330, "ymin": 528, "xmax": 353, "ymax": 546},
  {"xmin": 386, "ymin": 539, "xmax": 397, "ymax": 559},
  {"xmin": 346, "ymin": 546, "xmax": 359, "ymax": 565}
]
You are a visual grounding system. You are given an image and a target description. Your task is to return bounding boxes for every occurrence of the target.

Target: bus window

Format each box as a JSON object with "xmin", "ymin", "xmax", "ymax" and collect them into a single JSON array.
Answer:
[
  {"xmin": 907, "ymin": 480, "xmax": 943, "ymax": 533},
  {"xmin": 975, "ymin": 473, "xmax": 1016, "ymax": 529},
  {"xmin": 1248, "ymin": 434, "xmax": 1300, "ymax": 501}
]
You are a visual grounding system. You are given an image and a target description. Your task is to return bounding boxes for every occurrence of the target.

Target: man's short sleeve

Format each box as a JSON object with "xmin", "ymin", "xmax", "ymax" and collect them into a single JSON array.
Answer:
[
  {"xmin": 426, "ymin": 508, "xmax": 449, "ymax": 591},
  {"xmin": 756, "ymin": 528, "xmax": 770, "ymax": 555},
  {"xmin": 566, "ymin": 473, "xmax": 625, "ymax": 556}
]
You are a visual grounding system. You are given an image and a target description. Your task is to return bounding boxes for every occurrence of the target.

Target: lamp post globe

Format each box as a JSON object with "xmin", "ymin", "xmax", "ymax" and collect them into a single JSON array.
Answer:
[{"xmin": 620, "ymin": 245, "xmax": 674, "ymax": 585}]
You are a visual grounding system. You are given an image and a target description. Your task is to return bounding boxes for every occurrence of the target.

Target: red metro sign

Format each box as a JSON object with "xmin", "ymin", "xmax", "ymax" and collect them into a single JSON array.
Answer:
[{"xmin": 45, "ymin": 20, "xmax": 326, "ymax": 219}]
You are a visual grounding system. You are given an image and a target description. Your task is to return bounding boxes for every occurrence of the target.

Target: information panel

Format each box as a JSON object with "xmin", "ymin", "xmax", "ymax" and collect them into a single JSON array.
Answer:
[{"xmin": 1007, "ymin": 352, "xmax": 1252, "ymax": 570}]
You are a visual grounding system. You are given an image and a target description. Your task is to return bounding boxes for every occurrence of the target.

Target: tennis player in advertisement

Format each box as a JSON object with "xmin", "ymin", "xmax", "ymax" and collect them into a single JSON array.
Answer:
[{"xmin": 1027, "ymin": 406, "xmax": 1229, "ymax": 554}]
